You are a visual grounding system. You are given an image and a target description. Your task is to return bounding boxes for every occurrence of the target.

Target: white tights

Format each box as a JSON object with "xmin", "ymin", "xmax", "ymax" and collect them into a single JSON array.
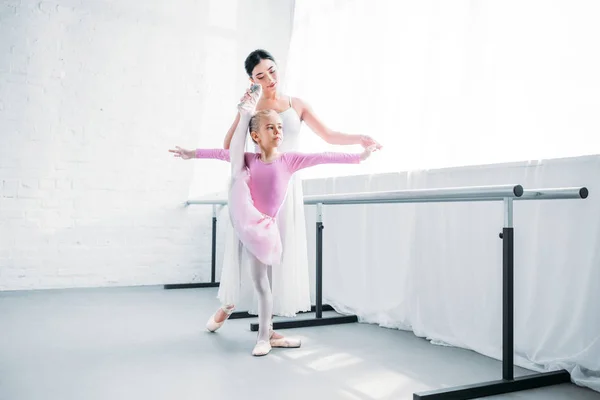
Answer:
[{"xmin": 249, "ymin": 254, "xmax": 273, "ymax": 342}]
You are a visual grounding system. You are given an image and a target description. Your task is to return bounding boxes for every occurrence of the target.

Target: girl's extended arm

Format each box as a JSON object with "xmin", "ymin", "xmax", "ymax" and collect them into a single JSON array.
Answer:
[
  {"xmin": 194, "ymin": 148, "xmax": 231, "ymax": 162},
  {"xmin": 284, "ymin": 146, "xmax": 375, "ymax": 173}
]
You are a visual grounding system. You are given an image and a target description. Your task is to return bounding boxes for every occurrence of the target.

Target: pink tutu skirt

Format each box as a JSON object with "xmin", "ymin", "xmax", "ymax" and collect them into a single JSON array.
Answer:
[{"xmin": 228, "ymin": 169, "xmax": 282, "ymax": 266}]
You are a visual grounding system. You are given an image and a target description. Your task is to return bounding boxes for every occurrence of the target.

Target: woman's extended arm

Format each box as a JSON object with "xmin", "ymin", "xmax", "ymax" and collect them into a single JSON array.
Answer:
[{"xmin": 295, "ymin": 98, "xmax": 382, "ymax": 149}]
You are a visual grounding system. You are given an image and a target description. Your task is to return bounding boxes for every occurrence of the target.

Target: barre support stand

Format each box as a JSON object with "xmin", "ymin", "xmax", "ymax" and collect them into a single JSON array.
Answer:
[
  {"xmin": 165, "ymin": 205, "xmax": 220, "ymax": 289},
  {"xmin": 413, "ymin": 198, "xmax": 570, "ymax": 399},
  {"xmin": 251, "ymin": 203, "xmax": 359, "ymax": 331}
]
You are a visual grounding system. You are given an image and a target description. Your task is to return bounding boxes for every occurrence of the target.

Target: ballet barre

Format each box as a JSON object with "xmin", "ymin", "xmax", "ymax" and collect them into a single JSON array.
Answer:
[
  {"xmin": 177, "ymin": 183, "xmax": 588, "ymax": 400},
  {"xmin": 303, "ymin": 184, "xmax": 587, "ymax": 400},
  {"xmin": 168, "ymin": 185, "xmax": 525, "ymax": 291}
]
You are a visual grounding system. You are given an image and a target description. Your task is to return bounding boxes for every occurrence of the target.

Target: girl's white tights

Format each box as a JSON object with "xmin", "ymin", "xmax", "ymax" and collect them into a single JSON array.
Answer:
[{"xmin": 249, "ymin": 254, "xmax": 273, "ymax": 343}]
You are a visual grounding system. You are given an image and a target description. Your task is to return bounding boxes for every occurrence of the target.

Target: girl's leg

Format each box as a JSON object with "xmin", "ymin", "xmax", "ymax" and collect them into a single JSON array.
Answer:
[
  {"xmin": 230, "ymin": 84, "xmax": 261, "ymax": 179},
  {"xmin": 228, "ymin": 83, "xmax": 282, "ymax": 266},
  {"xmin": 249, "ymin": 254, "xmax": 273, "ymax": 356},
  {"xmin": 208, "ymin": 85, "xmax": 261, "ymax": 333}
]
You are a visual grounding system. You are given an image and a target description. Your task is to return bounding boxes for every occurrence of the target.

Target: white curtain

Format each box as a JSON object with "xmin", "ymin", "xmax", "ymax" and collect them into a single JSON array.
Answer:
[
  {"xmin": 287, "ymin": 0, "xmax": 600, "ymax": 393},
  {"xmin": 285, "ymin": 0, "xmax": 600, "ymax": 179}
]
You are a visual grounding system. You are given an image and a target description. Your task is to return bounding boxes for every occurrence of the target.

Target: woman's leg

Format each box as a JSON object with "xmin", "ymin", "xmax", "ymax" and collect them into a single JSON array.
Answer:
[
  {"xmin": 206, "ymin": 304, "xmax": 235, "ymax": 332},
  {"xmin": 213, "ymin": 305, "xmax": 235, "ymax": 323},
  {"xmin": 267, "ymin": 180, "xmax": 307, "ymax": 346}
]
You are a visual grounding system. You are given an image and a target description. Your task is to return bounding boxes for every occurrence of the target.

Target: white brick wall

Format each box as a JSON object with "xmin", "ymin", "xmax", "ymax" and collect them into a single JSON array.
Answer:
[{"xmin": 0, "ymin": 0, "xmax": 294, "ymax": 290}]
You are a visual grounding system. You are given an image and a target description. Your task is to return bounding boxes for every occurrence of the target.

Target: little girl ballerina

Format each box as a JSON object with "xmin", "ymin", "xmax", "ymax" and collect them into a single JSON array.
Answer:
[{"xmin": 170, "ymin": 84, "xmax": 377, "ymax": 356}]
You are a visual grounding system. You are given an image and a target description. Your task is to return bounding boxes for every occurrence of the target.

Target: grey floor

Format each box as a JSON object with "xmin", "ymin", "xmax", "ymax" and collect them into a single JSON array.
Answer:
[{"xmin": 1, "ymin": 286, "xmax": 599, "ymax": 400}]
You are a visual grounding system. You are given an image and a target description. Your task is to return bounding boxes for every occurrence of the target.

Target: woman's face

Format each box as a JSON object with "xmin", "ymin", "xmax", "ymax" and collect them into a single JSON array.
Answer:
[{"xmin": 251, "ymin": 59, "xmax": 279, "ymax": 93}]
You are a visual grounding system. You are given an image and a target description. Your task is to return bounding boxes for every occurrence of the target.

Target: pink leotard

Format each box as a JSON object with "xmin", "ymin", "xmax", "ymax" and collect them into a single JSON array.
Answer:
[{"xmin": 195, "ymin": 149, "xmax": 360, "ymax": 217}]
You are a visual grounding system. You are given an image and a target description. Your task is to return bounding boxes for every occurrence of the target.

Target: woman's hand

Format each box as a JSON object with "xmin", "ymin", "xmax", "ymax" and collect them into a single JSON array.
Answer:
[
  {"xmin": 360, "ymin": 145, "xmax": 379, "ymax": 161},
  {"xmin": 239, "ymin": 90, "xmax": 252, "ymax": 104},
  {"xmin": 169, "ymin": 146, "xmax": 195, "ymax": 160},
  {"xmin": 239, "ymin": 84, "xmax": 262, "ymax": 106},
  {"xmin": 360, "ymin": 135, "xmax": 382, "ymax": 150}
]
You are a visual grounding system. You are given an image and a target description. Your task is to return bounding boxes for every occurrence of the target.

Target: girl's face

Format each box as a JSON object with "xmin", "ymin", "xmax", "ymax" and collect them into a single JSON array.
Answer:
[
  {"xmin": 251, "ymin": 59, "xmax": 279, "ymax": 93},
  {"xmin": 251, "ymin": 111, "xmax": 283, "ymax": 150}
]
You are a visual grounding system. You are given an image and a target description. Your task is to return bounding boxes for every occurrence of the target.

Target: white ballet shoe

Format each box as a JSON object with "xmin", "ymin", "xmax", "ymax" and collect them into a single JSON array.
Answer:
[
  {"xmin": 252, "ymin": 340, "xmax": 272, "ymax": 356},
  {"xmin": 269, "ymin": 331, "xmax": 301, "ymax": 348},
  {"xmin": 206, "ymin": 305, "xmax": 235, "ymax": 332},
  {"xmin": 237, "ymin": 83, "xmax": 262, "ymax": 115}
]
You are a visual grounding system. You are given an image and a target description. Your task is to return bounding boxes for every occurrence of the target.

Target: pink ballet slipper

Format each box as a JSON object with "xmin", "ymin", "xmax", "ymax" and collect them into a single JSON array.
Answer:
[
  {"xmin": 252, "ymin": 340, "xmax": 272, "ymax": 356},
  {"xmin": 206, "ymin": 305, "xmax": 235, "ymax": 332},
  {"xmin": 269, "ymin": 325, "xmax": 301, "ymax": 348},
  {"xmin": 269, "ymin": 335, "xmax": 301, "ymax": 348}
]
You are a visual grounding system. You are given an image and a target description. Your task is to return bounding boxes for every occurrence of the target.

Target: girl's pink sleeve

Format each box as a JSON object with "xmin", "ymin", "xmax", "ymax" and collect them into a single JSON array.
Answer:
[
  {"xmin": 195, "ymin": 149, "xmax": 231, "ymax": 162},
  {"xmin": 284, "ymin": 152, "xmax": 361, "ymax": 173},
  {"xmin": 195, "ymin": 149, "xmax": 257, "ymax": 166}
]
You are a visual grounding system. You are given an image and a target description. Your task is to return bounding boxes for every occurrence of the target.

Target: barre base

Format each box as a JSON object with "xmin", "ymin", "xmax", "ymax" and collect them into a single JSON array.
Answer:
[
  {"xmin": 164, "ymin": 282, "xmax": 219, "ymax": 289},
  {"xmin": 250, "ymin": 314, "xmax": 358, "ymax": 331},
  {"xmin": 230, "ymin": 304, "xmax": 335, "ymax": 320},
  {"xmin": 413, "ymin": 370, "xmax": 571, "ymax": 399}
]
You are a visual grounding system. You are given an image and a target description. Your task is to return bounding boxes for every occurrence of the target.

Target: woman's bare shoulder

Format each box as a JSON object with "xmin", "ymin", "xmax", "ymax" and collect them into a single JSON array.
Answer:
[{"xmin": 289, "ymin": 96, "xmax": 311, "ymax": 119}]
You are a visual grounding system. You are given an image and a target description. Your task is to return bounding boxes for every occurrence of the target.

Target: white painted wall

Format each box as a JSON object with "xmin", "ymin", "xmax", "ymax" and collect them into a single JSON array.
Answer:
[{"xmin": 0, "ymin": 0, "xmax": 295, "ymax": 290}]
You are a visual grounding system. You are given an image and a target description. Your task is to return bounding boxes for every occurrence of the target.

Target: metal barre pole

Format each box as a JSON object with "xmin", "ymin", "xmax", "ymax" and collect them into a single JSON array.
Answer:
[
  {"xmin": 503, "ymin": 198, "xmax": 514, "ymax": 381},
  {"xmin": 186, "ymin": 198, "xmax": 228, "ymax": 205},
  {"xmin": 303, "ymin": 184, "xmax": 524, "ymax": 205},
  {"xmin": 211, "ymin": 205, "xmax": 217, "ymax": 284},
  {"xmin": 316, "ymin": 203, "xmax": 323, "ymax": 319},
  {"xmin": 520, "ymin": 187, "xmax": 588, "ymax": 200},
  {"xmin": 185, "ymin": 186, "xmax": 589, "ymax": 206}
]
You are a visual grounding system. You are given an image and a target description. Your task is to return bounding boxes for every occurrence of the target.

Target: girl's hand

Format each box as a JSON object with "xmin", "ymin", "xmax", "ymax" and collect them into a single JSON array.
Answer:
[
  {"xmin": 169, "ymin": 146, "xmax": 195, "ymax": 160},
  {"xmin": 360, "ymin": 145, "xmax": 379, "ymax": 161},
  {"xmin": 360, "ymin": 135, "xmax": 382, "ymax": 150}
]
